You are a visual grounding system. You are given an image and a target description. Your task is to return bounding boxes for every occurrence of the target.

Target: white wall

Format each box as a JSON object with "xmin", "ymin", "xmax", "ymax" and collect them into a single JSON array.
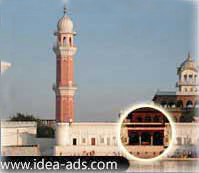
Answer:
[{"xmin": 1, "ymin": 121, "xmax": 37, "ymax": 147}]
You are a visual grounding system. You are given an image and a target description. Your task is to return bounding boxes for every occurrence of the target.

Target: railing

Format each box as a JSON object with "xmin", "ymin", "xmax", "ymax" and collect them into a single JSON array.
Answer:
[
  {"xmin": 52, "ymin": 83, "xmax": 77, "ymax": 91},
  {"xmin": 176, "ymin": 80, "xmax": 198, "ymax": 86},
  {"xmin": 53, "ymin": 41, "xmax": 77, "ymax": 49}
]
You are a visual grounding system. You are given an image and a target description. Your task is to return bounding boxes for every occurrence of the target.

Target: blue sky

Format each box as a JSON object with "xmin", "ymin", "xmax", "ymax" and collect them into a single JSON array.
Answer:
[{"xmin": 0, "ymin": 0, "xmax": 196, "ymax": 121}]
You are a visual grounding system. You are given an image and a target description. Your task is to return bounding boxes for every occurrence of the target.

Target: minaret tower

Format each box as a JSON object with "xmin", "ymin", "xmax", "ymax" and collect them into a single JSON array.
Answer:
[{"xmin": 53, "ymin": 6, "xmax": 77, "ymax": 123}]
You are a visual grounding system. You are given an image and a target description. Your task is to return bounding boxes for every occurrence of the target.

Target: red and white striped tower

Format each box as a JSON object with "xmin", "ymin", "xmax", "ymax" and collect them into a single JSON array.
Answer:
[{"xmin": 53, "ymin": 6, "xmax": 77, "ymax": 123}]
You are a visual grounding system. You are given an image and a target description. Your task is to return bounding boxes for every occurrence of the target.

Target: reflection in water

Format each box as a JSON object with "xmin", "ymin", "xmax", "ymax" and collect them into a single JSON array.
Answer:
[{"xmin": 129, "ymin": 160, "xmax": 199, "ymax": 172}]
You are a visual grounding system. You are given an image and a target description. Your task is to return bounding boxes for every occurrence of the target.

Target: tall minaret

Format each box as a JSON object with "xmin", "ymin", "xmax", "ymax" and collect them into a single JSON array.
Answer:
[{"xmin": 53, "ymin": 6, "xmax": 77, "ymax": 123}]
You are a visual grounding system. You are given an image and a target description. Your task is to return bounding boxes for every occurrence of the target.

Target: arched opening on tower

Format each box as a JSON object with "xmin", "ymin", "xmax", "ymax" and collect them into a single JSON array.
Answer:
[
  {"xmin": 189, "ymin": 74, "xmax": 193, "ymax": 82},
  {"xmin": 128, "ymin": 132, "xmax": 139, "ymax": 145},
  {"xmin": 63, "ymin": 37, "xmax": 67, "ymax": 45},
  {"xmin": 141, "ymin": 132, "xmax": 151, "ymax": 145},
  {"xmin": 69, "ymin": 37, "xmax": 72, "ymax": 46},
  {"xmin": 184, "ymin": 74, "xmax": 187, "ymax": 82},
  {"xmin": 153, "ymin": 132, "xmax": 163, "ymax": 145}
]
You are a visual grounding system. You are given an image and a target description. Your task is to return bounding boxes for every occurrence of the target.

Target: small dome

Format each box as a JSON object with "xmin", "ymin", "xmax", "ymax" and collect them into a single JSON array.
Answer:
[
  {"xmin": 57, "ymin": 7, "xmax": 73, "ymax": 33},
  {"xmin": 179, "ymin": 53, "xmax": 198, "ymax": 72}
]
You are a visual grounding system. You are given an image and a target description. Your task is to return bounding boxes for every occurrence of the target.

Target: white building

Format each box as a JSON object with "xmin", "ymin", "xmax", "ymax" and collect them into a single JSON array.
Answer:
[
  {"xmin": 1, "ymin": 121, "xmax": 40, "ymax": 156},
  {"xmin": 54, "ymin": 122, "xmax": 199, "ymax": 157}
]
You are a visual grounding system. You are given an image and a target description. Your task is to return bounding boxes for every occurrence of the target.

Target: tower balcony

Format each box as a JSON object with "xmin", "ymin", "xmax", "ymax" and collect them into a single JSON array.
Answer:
[
  {"xmin": 53, "ymin": 41, "xmax": 77, "ymax": 55},
  {"xmin": 176, "ymin": 80, "xmax": 198, "ymax": 87},
  {"xmin": 52, "ymin": 83, "xmax": 77, "ymax": 96}
]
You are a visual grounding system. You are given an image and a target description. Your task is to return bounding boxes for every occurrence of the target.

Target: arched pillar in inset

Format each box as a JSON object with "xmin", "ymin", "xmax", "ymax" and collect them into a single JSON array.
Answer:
[
  {"xmin": 141, "ymin": 132, "xmax": 151, "ymax": 145},
  {"xmin": 153, "ymin": 131, "xmax": 164, "ymax": 145},
  {"xmin": 128, "ymin": 131, "xmax": 139, "ymax": 145}
]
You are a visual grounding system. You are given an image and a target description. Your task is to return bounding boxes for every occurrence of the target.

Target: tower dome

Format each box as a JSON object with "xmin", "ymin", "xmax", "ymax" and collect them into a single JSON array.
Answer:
[
  {"xmin": 57, "ymin": 6, "xmax": 73, "ymax": 33},
  {"xmin": 178, "ymin": 52, "xmax": 198, "ymax": 73}
]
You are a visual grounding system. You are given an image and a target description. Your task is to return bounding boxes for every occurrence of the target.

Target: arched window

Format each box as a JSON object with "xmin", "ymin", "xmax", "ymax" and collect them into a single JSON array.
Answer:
[
  {"xmin": 195, "ymin": 75, "xmax": 197, "ymax": 81},
  {"xmin": 184, "ymin": 74, "xmax": 187, "ymax": 81},
  {"xmin": 144, "ymin": 116, "xmax": 151, "ymax": 122},
  {"xmin": 63, "ymin": 37, "xmax": 67, "ymax": 45},
  {"xmin": 128, "ymin": 132, "xmax": 139, "ymax": 145},
  {"xmin": 69, "ymin": 37, "xmax": 72, "ymax": 46}
]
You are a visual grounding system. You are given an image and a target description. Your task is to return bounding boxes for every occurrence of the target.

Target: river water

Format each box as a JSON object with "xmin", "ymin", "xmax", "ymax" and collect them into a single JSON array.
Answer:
[{"xmin": 129, "ymin": 160, "xmax": 199, "ymax": 172}]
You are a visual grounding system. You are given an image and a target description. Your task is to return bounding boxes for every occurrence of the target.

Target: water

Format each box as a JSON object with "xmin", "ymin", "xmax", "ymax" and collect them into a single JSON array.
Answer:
[{"xmin": 129, "ymin": 160, "xmax": 199, "ymax": 172}]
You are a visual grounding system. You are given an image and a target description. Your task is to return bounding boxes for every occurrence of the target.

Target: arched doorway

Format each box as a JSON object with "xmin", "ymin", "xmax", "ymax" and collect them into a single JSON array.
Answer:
[
  {"xmin": 168, "ymin": 102, "xmax": 175, "ymax": 108},
  {"xmin": 141, "ymin": 132, "xmax": 151, "ymax": 145},
  {"xmin": 176, "ymin": 100, "xmax": 183, "ymax": 108},
  {"xmin": 153, "ymin": 132, "xmax": 164, "ymax": 145},
  {"xmin": 128, "ymin": 132, "xmax": 139, "ymax": 145},
  {"xmin": 186, "ymin": 100, "xmax": 193, "ymax": 108}
]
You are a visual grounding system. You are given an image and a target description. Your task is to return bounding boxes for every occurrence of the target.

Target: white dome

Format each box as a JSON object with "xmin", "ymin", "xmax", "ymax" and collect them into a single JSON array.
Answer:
[
  {"xmin": 57, "ymin": 15, "xmax": 73, "ymax": 33},
  {"xmin": 178, "ymin": 52, "xmax": 198, "ymax": 73}
]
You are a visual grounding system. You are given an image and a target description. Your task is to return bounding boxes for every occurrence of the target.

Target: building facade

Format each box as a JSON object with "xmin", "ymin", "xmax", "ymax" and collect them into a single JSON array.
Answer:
[
  {"xmin": 153, "ymin": 53, "xmax": 198, "ymax": 122},
  {"xmin": 54, "ymin": 7, "xmax": 199, "ymax": 158}
]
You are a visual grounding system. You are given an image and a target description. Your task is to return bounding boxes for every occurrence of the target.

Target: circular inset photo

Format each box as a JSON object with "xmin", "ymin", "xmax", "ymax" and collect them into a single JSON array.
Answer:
[{"xmin": 118, "ymin": 104, "xmax": 175, "ymax": 161}]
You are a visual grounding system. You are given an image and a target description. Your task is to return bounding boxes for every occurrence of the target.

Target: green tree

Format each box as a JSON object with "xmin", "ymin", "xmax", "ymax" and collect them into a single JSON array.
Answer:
[{"xmin": 9, "ymin": 113, "xmax": 54, "ymax": 138}]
